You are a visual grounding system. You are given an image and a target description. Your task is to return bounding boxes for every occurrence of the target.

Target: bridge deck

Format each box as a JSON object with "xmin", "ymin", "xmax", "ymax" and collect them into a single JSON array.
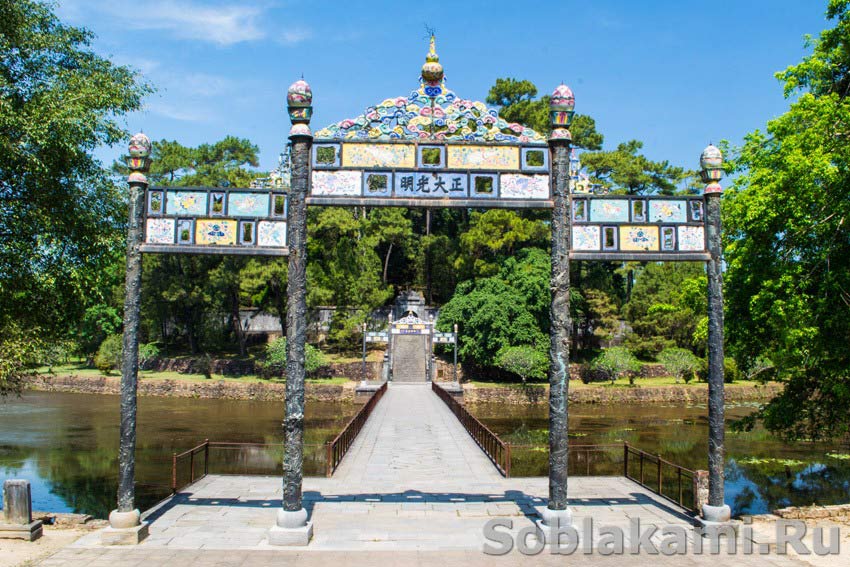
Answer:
[{"xmin": 333, "ymin": 383, "xmax": 502, "ymax": 487}]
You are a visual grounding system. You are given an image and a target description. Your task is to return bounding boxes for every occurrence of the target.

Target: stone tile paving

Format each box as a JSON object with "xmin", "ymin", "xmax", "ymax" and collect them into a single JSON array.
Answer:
[{"xmin": 39, "ymin": 384, "xmax": 809, "ymax": 565}]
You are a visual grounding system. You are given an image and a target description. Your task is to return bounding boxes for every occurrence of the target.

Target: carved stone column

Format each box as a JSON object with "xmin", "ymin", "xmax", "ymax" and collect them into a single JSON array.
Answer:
[
  {"xmin": 700, "ymin": 144, "xmax": 730, "ymax": 523},
  {"xmin": 542, "ymin": 84, "xmax": 576, "ymax": 529},
  {"xmin": 270, "ymin": 78, "xmax": 314, "ymax": 546},
  {"xmin": 104, "ymin": 133, "xmax": 152, "ymax": 545}
]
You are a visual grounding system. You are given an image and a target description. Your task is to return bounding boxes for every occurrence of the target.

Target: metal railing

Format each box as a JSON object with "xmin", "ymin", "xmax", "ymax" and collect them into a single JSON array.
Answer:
[
  {"xmin": 624, "ymin": 442, "xmax": 696, "ymax": 512},
  {"xmin": 325, "ymin": 382, "xmax": 388, "ymax": 477},
  {"xmin": 172, "ymin": 439, "xmax": 209, "ymax": 493},
  {"xmin": 432, "ymin": 382, "xmax": 511, "ymax": 477}
]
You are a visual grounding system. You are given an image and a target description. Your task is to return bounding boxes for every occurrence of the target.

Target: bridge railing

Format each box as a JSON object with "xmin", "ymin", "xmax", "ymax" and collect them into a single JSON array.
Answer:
[
  {"xmin": 325, "ymin": 381, "xmax": 388, "ymax": 477},
  {"xmin": 432, "ymin": 382, "xmax": 511, "ymax": 477},
  {"xmin": 623, "ymin": 442, "xmax": 697, "ymax": 512}
]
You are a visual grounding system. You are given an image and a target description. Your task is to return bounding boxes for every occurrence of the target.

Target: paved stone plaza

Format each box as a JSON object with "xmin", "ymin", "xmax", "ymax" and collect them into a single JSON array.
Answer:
[{"xmin": 38, "ymin": 384, "xmax": 811, "ymax": 565}]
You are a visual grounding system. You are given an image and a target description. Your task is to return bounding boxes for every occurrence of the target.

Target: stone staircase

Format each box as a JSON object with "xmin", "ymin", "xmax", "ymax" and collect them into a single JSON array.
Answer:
[{"xmin": 391, "ymin": 335, "xmax": 427, "ymax": 382}]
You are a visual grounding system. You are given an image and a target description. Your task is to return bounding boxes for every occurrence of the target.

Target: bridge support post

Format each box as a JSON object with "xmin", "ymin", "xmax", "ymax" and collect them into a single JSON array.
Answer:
[
  {"xmin": 700, "ymin": 145, "xmax": 730, "ymax": 524},
  {"xmin": 271, "ymin": 79, "xmax": 314, "ymax": 546},
  {"xmin": 104, "ymin": 133, "xmax": 152, "ymax": 545},
  {"xmin": 542, "ymin": 85, "xmax": 575, "ymax": 529}
]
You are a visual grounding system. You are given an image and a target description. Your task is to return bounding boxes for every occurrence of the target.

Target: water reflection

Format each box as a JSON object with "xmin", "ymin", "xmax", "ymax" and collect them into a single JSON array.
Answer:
[
  {"xmin": 0, "ymin": 391, "xmax": 361, "ymax": 518},
  {"xmin": 470, "ymin": 401, "xmax": 850, "ymax": 516}
]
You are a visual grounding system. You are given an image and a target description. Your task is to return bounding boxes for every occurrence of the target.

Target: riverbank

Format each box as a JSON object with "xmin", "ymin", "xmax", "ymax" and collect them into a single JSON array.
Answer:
[
  {"xmin": 463, "ymin": 380, "xmax": 784, "ymax": 405},
  {"xmin": 25, "ymin": 373, "xmax": 357, "ymax": 402},
  {"xmin": 25, "ymin": 372, "xmax": 784, "ymax": 405}
]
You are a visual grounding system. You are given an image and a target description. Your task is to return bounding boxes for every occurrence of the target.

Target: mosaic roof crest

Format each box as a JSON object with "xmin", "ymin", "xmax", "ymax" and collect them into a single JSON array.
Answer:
[{"xmin": 314, "ymin": 37, "xmax": 546, "ymax": 144}]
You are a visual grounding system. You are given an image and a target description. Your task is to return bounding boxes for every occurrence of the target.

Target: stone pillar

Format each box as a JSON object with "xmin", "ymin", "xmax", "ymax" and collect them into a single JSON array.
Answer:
[
  {"xmin": 541, "ymin": 84, "xmax": 576, "ymax": 529},
  {"xmin": 104, "ymin": 133, "xmax": 151, "ymax": 545},
  {"xmin": 700, "ymin": 145, "xmax": 730, "ymax": 523},
  {"xmin": 0, "ymin": 480, "xmax": 42, "ymax": 541},
  {"xmin": 270, "ymin": 78, "xmax": 314, "ymax": 546}
]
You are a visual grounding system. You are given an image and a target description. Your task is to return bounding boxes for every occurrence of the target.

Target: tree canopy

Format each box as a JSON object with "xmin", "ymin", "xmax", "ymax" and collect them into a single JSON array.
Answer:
[{"xmin": 726, "ymin": 0, "xmax": 850, "ymax": 440}]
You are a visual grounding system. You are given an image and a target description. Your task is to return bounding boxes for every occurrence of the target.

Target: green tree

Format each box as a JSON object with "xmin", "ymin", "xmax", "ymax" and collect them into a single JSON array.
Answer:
[
  {"xmin": 454, "ymin": 210, "xmax": 548, "ymax": 279},
  {"xmin": 726, "ymin": 0, "xmax": 850, "ymax": 441},
  {"xmin": 591, "ymin": 347, "xmax": 641, "ymax": 385},
  {"xmin": 622, "ymin": 262, "xmax": 706, "ymax": 359},
  {"xmin": 486, "ymin": 77, "xmax": 603, "ymax": 149},
  {"xmin": 580, "ymin": 140, "xmax": 690, "ymax": 195},
  {"xmin": 658, "ymin": 347, "xmax": 701, "ymax": 384},
  {"xmin": 494, "ymin": 345, "xmax": 548, "ymax": 383},
  {"xmin": 0, "ymin": 0, "xmax": 151, "ymax": 343},
  {"xmin": 437, "ymin": 278, "xmax": 546, "ymax": 367}
]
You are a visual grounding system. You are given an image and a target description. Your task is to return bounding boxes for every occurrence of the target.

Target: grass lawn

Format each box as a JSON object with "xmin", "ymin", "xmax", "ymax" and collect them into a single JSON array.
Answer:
[
  {"xmin": 36, "ymin": 363, "xmax": 351, "ymax": 385},
  {"xmin": 468, "ymin": 376, "xmax": 773, "ymax": 389}
]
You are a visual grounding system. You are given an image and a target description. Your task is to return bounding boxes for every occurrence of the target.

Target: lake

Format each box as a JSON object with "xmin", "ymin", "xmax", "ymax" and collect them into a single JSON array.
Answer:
[{"xmin": 1, "ymin": 390, "xmax": 848, "ymax": 518}]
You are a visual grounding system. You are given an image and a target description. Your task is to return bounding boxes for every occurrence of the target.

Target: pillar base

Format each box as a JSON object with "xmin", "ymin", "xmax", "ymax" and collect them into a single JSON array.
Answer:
[
  {"xmin": 100, "ymin": 523, "xmax": 149, "ymax": 545},
  {"xmin": 701, "ymin": 503, "xmax": 732, "ymax": 523},
  {"xmin": 268, "ymin": 508, "xmax": 313, "ymax": 546},
  {"xmin": 0, "ymin": 520, "xmax": 43, "ymax": 541},
  {"xmin": 539, "ymin": 506, "xmax": 573, "ymax": 527}
]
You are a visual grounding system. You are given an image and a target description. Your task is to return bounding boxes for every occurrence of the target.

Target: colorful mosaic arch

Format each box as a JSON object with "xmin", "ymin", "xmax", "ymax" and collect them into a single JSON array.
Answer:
[{"xmin": 314, "ymin": 87, "xmax": 546, "ymax": 143}]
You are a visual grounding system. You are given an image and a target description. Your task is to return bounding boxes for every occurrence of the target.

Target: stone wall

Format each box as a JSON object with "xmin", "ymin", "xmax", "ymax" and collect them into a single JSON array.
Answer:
[
  {"xmin": 24, "ymin": 374, "xmax": 356, "ymax": 403},
  {"xmin": 462, "ymin": 382, "xmax": 784, "ymax": 405},
  {"xmin": 772, "ymin": 504, "xmax": 850, "ymax": 520}
]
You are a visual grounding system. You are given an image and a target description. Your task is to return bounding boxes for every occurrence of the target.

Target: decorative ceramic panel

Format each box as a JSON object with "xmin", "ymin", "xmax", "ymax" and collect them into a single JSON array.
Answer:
[
  {"xmin": 500, "ymin": 174, "xmax": 549, "ymax": 199},
  {"xmin": 590, "ymin": 200, "xmax": 629, "ymax": 223},
  {"xmin": 166, "ymin": 191, "xmax": 207, "ymax": 215},
  {"xmin": 446, "ymin": 145, "xmax": 519, "ymax": 170},
  {"xmin": 649, "ymin": 200, "xmax": 687, "ymax": 223},
  {"xmin": 196, "ymin": 220, "xmax": 237, "ymax": 246},
  {"xmin": 394, "ymin": 172, "xmax": 468, "ymax": 197},
  {"xmin": 572, "ymin": 226, "xmax": 601, "ymax": 251},
  {"xmin": 342, "ymin": 143, "xmax": 415, "ymax": 168},
  {"xmin": 363, "ymin": 172, "xmax": 393, "ymax": 197},
  {"xmin": 619, "ymin": 225, "xmax": 660, "ymax": 251},
  {"xmin": 146, "ymin": 218, "xmax": 175, "ymax": 244},
  {"xmin": 677, "ymin": 226, "xmax": 705, "ymax": 251},
  {"xmin": 227, "ymin": 193, "xmax": 269, "ymax": 217},
  {"xmin": 257, "ymin": 221, "xmax": 287, "ymax": 247},
  {"xmin": 311, "ymin": 170, "xmax": 362, "ymax": 196}
]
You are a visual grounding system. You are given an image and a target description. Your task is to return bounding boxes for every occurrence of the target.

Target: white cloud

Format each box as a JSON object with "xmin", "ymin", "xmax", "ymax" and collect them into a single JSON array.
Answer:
[
  {"xmin": 145, "ymin": 100, "xmax": 213, "ymax": 123},
  {"xmin": 60, "ymin": 0, "xmax": 311, "ymax": 47}
]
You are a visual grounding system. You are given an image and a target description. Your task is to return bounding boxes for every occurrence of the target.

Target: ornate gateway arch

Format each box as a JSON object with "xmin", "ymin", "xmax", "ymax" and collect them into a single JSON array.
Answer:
[{"xmin": 108, "ymin": 37, "xmax": 729, "ymax": 545}]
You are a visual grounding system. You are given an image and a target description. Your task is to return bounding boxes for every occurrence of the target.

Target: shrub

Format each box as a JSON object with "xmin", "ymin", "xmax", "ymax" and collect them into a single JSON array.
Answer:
[
  {"xmin": 94, "ymin": 334, "xmax": 123, "ymax": 375},
  {"xmin": 658, "ymin": 348, "xmax": 701, "ymax": 384},
  {"xmin": 696, "ymin": 357, "xmax": 741, "ymax": 383},
  {"xmin": 196, "ymin": 353, "xmax": 213, "ymax": 379},
  {"xmin": 265, "ymin": 337, "xmax": 329, "ymax": 376},
  {"xmin": 494, "ymin": 345, "xmax": 548, "ymax": 383},
  {"xmin": 591, "ymin": 347, "xmax": 641, "ymax": 386},
  {"xmin": 0, "ymin": 325, "xmax": 46, "ymax": 395},
  {"xmin": 579, "ymin": 363, "xmax": 609, "ymax": 384},
  {"xmin": 724, "ymin": 357, "xmax": 739, "ymax": 383},
  {"xmin": 139, "ymin": 343, "xmax": 160, "ymax": 367}
]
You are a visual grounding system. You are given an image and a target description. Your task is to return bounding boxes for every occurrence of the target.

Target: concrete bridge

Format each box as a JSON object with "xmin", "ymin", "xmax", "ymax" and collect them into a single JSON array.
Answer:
[{"xmin": 42, "ymin": 383, "xmax": 810, "ymax": 565}]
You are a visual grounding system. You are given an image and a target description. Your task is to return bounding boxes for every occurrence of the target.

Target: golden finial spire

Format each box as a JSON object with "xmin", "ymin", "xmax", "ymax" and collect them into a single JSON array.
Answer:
[{"xmin": 421, "ymin": 34, "xmax": 444, "ymax": 87}]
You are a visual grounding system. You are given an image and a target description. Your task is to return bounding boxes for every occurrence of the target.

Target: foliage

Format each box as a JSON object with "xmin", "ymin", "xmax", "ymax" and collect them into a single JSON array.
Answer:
[
  {"xmin": 582, "ymin": 289, "xmax": 621, "ymax": 347},
  {"xmin": 485, "ymin": 77, "xmax": 603, "ymax": 149},
  {"xmin": 0, "ymin": 324, "xmax": 45, "ymax": 395},
  {"xmin": 658, "ymin": 348, "xmax": 701, "ymax": 384},
  {"xmin": 0, "ymin": 0, "xmax": 151, "ymax": 337},
  {"xmin": 725, "ymin": 1, "xmax": 850, "ymax": 440},
  {"xmin": 494, "ymin": 345, "xmax": 548, "ymax": 383},
  {"xmin": 94, "ymin": 334, "xmax": 122, "ymax": 375},
  {"xmin": 622, "ymin": 263, "xmax": 706, "ymax": 358},
  {"xmin": 454, "ymin": 209, "xmax": 549, "ymax": 279},
  {"xmin": 265, "ymin": 337, "xmax": 329, "ymax": 375},
  {"xmin": 138, "ymin": 343, "xmax": 160, "ymax": 366},
  {"xmin": 79, "ymin": 305, "xmax": 122, "ymax": 357},
  {"xmin": 437, "ymin": 278, "xmax": 547, "ymax": 367},
  {"xmin": 591, "ymin": 347, "xmax": 640, "ymax": 385}
]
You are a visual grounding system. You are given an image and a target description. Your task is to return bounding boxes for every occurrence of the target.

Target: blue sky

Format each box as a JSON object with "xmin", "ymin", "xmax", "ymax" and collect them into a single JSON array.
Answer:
[{"xmin": 57, "ymin": 0, "xmax": 830, "ymax": 173}]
